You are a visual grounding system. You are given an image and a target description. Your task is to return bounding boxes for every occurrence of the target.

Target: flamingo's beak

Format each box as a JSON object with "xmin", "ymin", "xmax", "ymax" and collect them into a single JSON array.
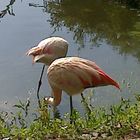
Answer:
[
  {"xmin": 26, "ymin": 47, "xmax": 44, "ymax": 64},
  {"xmin": 33, "ymin": 54, "xmax": 46, "ymax": 63}
]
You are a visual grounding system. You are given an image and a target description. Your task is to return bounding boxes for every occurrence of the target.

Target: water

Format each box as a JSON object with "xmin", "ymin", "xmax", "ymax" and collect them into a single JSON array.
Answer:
[{"xmin": 0, "ymin": 0, "xmax": 140, "ymax": 114}]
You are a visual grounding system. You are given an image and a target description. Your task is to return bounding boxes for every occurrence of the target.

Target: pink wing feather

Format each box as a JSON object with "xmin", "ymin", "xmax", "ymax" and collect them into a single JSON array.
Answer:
[{"xmin": 71, "ymin": 58, "xmax": 120, "ymax": 89}]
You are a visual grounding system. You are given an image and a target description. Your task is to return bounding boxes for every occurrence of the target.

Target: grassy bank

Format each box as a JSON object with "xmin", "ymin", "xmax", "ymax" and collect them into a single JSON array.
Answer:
[{"xmin": 1, "ymin": 94, "xmax": 140, "ymax": 140}]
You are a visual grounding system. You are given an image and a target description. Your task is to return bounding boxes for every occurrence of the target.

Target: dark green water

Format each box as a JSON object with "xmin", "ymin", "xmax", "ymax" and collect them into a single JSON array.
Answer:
[{"xmin": 0, "ymin": 0, "xmax": 140, "ymax": 114}]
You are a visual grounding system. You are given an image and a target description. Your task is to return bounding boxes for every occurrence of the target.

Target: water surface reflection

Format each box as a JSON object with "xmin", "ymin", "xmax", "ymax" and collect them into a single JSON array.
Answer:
[
  {"xmin": 0, "ymin": 0, "xmax": 140, "ymax": 113},
  {"xmin": 0, "ymin": 0, "xmax": 15, "ymax": 19},
  {"xmin": 45, "ymin": 0, "xmax": 140, "ymax": 61}
]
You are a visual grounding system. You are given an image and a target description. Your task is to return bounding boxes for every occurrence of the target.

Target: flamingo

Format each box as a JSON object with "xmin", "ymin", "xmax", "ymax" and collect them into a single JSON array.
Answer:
[
  {"xmin": 45, "ymin": 57, "xmax": 120, "ymax": 107},
  {"xmin": 26, "ymin": 36, "xmax": 74, "ymax": 111},
  {"xmin": 26, "ymin": 36, "xmax": 69, "ymax": 107},
  {"xmin": 26, "ymin": 37, "xmax": 120, "ymax": 121}
]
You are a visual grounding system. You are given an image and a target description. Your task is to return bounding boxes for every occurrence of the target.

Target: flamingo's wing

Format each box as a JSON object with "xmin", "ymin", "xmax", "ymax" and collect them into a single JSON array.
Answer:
[
  {"xmin": 47, "ymin": 57, "xmax": 120, "ymax": 96},
  {"xmin": 69, "ymin": 57, "xmax": 120, "ymax": 89}
]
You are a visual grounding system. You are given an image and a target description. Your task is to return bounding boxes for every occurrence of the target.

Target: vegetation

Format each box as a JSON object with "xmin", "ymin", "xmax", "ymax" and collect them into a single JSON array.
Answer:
[
  {"xmin": 0, "ymin": 0, "xmax": 15, "ymax": 19},
  {"xmin": 1, "ymin": 94, "xmax": 140, "ymax": 139}
]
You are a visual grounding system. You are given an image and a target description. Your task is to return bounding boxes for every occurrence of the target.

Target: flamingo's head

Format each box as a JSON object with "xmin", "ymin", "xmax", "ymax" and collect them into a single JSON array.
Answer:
[{"xmin": 26, "ymin": 37, "xmax": 68, "ymax": 65}]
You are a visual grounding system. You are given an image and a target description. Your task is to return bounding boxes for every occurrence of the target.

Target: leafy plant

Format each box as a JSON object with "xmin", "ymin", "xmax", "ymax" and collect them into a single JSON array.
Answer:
[{"xmin": 1, "ymin": 94, "xmax": 140, "ymax": 139}]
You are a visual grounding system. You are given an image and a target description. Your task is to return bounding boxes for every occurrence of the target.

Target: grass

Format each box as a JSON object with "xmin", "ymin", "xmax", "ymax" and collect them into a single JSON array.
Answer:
[{"xmin": 1, "ymin": 95, "xmax": 140, "ymax": 140}]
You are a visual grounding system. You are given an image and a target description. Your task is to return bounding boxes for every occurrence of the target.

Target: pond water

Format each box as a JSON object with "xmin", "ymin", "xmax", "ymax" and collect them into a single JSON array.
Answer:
[{"xmin": 0, "ymin": 0, "xmax": 140, "ymax": 114}]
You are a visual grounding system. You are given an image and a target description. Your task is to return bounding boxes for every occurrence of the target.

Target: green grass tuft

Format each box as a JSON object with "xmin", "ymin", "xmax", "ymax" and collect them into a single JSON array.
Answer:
[{"xmin": 1, "ymin": 94, "xmax": 140, "ymax": 139}]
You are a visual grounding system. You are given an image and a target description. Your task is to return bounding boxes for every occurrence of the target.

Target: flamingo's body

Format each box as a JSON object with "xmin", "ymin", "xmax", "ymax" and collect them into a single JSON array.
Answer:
[{"xmin": 45, "ymin": 57, "xmax": 120, "ymax": 106}]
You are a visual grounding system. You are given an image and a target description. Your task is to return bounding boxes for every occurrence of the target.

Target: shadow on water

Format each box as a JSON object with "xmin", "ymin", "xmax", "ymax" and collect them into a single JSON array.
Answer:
[
  {"xmin": 29, "ymin": 0, "xmax": 140, "ymax": 62},
  {"xmin": 1, "ymin": 0, "xmax": 140, "ymax": 61},
  {"xmin": 110, "ymin": 0, "xmax": 140, "ymax": 9}
]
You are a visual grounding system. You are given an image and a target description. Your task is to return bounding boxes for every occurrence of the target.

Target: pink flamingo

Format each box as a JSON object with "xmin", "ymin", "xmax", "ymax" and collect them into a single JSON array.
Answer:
[
  {"xmin": 26, "ymin": 36, "xmax": 69, "ymax": 107},
  {"xmin": 27, "ymin": 37, "xmax": 120, "ymax": 119},
  {"xmin": 45, "ymin": 57, "xmax": 120, "ymax": 106}
]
